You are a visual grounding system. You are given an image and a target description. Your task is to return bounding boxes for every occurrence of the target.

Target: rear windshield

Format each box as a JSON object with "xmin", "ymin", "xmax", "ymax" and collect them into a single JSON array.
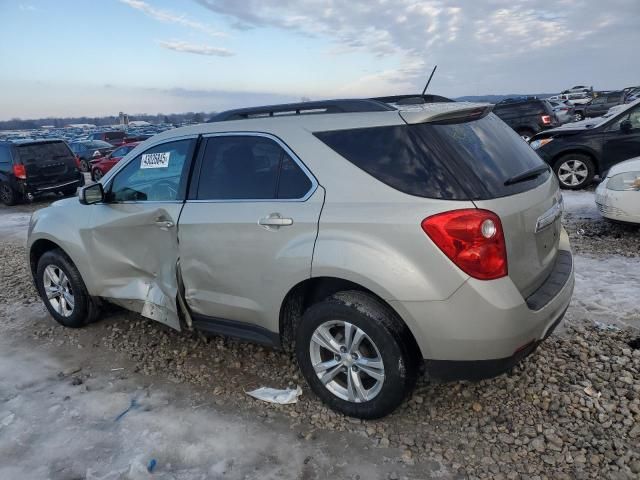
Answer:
[
  {"xmin": 14, "ymin": 142, "xmax": 75, "ymax": 165},
  {"xmin": 89, "ymin": 140, "xmax": 113, "ymax": 149},
  {"xmin": 314, "ymin": 113, "xmax": 550, "ymax": 200},
  {"xmin": 105, "ymin": 131, "xmax": 126, "ymax": 140}
]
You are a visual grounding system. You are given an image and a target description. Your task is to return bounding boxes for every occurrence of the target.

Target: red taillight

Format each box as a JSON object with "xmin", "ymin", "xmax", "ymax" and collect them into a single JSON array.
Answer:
[
  {"xmin": 421, "ymin": 209, "xmax": 508, "ymax": 280},
  {"xmin": 74, "ymin": 155, "xmax": 81, "ymax": 169},
  {"xmin": 541, "ymin": 115, "xmax": 552, "ymax": 125},
  {"xmin": 12, "ymin": 164, "xmax": 27, "ymax": 179}
]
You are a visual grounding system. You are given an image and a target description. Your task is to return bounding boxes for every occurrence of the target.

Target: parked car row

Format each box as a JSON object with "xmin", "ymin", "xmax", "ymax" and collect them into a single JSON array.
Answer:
[
  {"xmin": 0, "ymin": 134, "xmax": 151, "ymax": 205},
  {"xmin": 530, "ymin": 99, "xmax": 640, "ymax": 189}
]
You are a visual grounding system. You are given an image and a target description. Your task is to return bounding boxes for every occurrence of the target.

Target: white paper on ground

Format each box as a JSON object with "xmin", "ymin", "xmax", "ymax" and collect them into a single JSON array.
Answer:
[{"xmin": 246, "ymin": 386, "xmax": 302, "ymax": 404}]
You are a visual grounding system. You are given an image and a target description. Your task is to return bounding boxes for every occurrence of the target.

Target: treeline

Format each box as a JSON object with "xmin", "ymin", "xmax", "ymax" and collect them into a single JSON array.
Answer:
[{"xmin": 0, "ymin": 112, "xmax": 213, "ymax": 130}]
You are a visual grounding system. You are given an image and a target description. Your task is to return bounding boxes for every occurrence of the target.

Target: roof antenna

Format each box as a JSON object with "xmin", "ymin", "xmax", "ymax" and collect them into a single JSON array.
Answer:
[{"xmin": 421, "ymin": 65, "xmax": 438, "ymax": 95}]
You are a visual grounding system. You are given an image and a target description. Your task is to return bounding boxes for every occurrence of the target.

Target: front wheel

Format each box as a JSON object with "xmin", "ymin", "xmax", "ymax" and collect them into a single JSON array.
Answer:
[
  {"xmin": 79, "ymin": 159, "xmax": 90, "ymax": 173},
  {"xmin": 296, "ymin": 291, "xmax": 419, "ymax": 419},
  {"xmin": 92, "ymin": 168, "xmax": 103, "ymax": 181},
  {"xmin": 554, "ymin": 154, "xmax": 595, "ymax": 190},
  {"xmin": 573, "ymin": 112, "xmax": 584, "ymax": 122},
  {"xmin": 35, "ymin": 249, "xmax": 100, "ymax": 328}
]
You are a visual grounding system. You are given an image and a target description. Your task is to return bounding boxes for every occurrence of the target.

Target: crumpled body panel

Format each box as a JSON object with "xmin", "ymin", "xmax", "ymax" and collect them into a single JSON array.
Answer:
[{"xmin": 82, "ymin": 203, "xmax": 183, "ymax": 330}]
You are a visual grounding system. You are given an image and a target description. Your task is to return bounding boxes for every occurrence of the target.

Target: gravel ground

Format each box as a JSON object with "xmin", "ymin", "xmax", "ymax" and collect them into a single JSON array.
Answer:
[{"xmin": 1, "ymin": 190, "xmax": 640, "ymax": 479}]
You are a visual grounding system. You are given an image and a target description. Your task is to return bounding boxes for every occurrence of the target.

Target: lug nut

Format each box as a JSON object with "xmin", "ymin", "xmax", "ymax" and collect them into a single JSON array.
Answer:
[
  {"xmin": 352, "ymin": 365, "xmax": 359, "ymax": 372},
  {"xmin": 340, "ymin": 346, "xmax": 347, "ymax": 353}
]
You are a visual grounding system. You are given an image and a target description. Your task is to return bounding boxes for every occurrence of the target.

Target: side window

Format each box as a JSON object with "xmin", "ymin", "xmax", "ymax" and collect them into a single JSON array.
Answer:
[
  {"xmin": 196, "ymin": 135, "xmax": 311, "ymax": 200},
  {"xmin": 111, "ymin": 146, "xmax": 127, "ymax": 157},
  {"xmin": 0, "ymin": 145, "xmax": 11, "ymax": 170},
  {"xmin": 278, "ymin": 154, "xmax": 312, "ymax": 199},
  {"xmin": 108, "ymin": 139, "xmax": 193, "ymax": 202},
  {"xmin": 609, "ymin": 108, "xmax": 640, "ymax": 131}
]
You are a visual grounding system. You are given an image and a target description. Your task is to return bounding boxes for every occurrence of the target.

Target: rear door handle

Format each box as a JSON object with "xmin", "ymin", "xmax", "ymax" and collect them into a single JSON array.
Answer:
[{"xmin": 259, "ymin": 214, "xmax": 293, "ymax": 228}]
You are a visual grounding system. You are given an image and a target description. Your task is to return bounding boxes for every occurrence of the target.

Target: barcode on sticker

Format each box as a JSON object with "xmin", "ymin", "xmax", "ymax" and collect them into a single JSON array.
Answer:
[{"xmin": 141, "ymin": 152, "xmax": 170, "ymax": 169}]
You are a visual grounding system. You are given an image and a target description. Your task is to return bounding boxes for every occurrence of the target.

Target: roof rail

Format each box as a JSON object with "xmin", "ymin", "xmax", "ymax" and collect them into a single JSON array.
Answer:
[
  {"xmin": 208, "ymin": 99, "xmax": 394, "ymax": 122},
  {"xmin": 370, "ymin": 94, "xmax": 453, "ymax": 105}
]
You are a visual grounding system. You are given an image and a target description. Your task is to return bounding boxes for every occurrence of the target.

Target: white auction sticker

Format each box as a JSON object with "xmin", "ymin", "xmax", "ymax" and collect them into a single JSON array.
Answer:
[{"xmin": 141, "ymin": 152, "xmax": 170, "ymax": 169}]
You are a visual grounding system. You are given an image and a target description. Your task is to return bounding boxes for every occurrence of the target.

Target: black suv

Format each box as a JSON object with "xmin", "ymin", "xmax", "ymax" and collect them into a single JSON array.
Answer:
[
  {"xmin": 583, "ymin": 91, "xmax": 626, "ymax": 118},
  {"xmin": 530, "ymin": 100, "xmax": 640, "ymax": 189},
  {"xmin": 492, "ymin": 98, "xmax": 559, "ymax": 140},
  {"xmin": 0, "ymin": 140, "xmax": 84, "ymax": 205}
]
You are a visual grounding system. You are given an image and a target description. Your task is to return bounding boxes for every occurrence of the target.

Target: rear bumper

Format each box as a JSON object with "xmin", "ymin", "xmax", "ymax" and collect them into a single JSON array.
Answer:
[
  {"xmin": 21, "ymin": 177, "xmax": 83, "ymax": 196},
  {"xmin": 391, "ymin": 228, "xmax": 574, "ymax": 375}
]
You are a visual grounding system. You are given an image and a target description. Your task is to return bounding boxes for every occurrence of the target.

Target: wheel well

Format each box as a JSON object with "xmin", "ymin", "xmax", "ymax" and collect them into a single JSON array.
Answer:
[
  {"xmin": 552, "ymin": 150, "xmax": 599, "ymax": 174},
  {"xmin": 279, "ymin": 277, "xmax": 421, "ymax": 359},
  {"xmin": 29, "ymin": 239, "xmax": 62, "ymax": 276}
]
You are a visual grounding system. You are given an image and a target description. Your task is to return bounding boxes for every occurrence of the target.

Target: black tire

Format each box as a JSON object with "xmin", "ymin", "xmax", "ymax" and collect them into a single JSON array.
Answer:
[
  {"xmin": 296, "ymin": 291, "xmax": 419, "ymax": 419},
  {"xmin": 79, "ymin": 158, "xmax": 90, "ymax": 173},
  {"xmin": 0, "ymin": 182, "xmax": 19, "ymax": 206},
  {"xmin": 92, "ymin": 168, "xmax": 103, "ymax": 182},
  {"xmin": 574, "ymin": 112, "xmax": 584, "ymax": 122},
  {"xmin": 35, "ymin": 249, "xmax": 100, "ymax": 328},
  {"xmin": 553, "ymin": 153, "xmax": 595, "ymax": 190}
]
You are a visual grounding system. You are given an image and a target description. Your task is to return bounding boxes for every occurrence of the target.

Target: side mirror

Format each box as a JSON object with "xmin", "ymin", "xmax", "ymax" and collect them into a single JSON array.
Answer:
[
  {"xmin": 79, "ymin": 183, "xmax": 104, "ymax": 205},
  {"xmin": 620, "ymin": 120, "xmax": 632, "ymax": 133}
]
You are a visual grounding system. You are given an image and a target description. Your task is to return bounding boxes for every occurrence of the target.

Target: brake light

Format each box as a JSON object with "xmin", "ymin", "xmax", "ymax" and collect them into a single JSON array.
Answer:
[
  {"xmin": 421, "ymin": 209, "xmax": 507, "ymax": 280},
  {"xmin": 541, "ymin": 115, "xmax": 552, "ymax": 125},
  {"xmin": 12, "ymin": 164, "xmax": 27, "ymax": 179},
  {"xmin": 74, "ymin": 155, "xmax": 81, "ymax": 169}
]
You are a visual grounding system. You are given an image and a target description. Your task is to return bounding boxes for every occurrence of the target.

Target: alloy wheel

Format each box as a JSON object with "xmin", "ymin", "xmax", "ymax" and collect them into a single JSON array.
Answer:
[
  {"xmin": 558, "ymin": 159, "xmax": 588, "ymax": 187},
  {"xmin": 43, "ymin": 265, "xmax": 74, "ymax": 317},
  {"xmin": 309, "ymin": 320, "xmax": 385, "ymax": 403},
  {"xmin": 93, "ymin": 169, "xmax": 103, "ymax": 181}
]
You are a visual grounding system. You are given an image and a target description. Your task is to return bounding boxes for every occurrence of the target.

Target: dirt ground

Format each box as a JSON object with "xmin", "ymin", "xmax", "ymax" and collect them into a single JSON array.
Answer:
[{"xmin": 0, "ymin": 190, "xmax": 639, "ymax": 480}]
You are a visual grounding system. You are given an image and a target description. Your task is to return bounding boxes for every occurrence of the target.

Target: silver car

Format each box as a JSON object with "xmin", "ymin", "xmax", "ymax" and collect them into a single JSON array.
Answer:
[{"xmin": 27, "ymin": 98, "xmax": 574, "ymax": 418}]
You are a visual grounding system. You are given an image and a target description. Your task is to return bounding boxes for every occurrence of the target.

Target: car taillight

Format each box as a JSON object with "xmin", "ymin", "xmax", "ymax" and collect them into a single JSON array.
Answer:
[
  {"xmin": 12, "ymin": 164, "xmax": 27, "ymax": 179},
  {"xmin": 421, "ymin": 209, "xmax": 508, "ymax": 280},
  {"xmin": 541, "ymin": 115, "xmax": 552, "ymax": 125},
  {"xmin": 74, "ymin": 155, "xmax": 81, "ymax": 169}
]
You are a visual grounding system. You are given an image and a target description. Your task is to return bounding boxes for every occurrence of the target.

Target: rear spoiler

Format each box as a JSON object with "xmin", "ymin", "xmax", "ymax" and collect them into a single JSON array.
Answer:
[{"xmin": 398, "ymin": 102, "xmax": 493, "ymax": 125}]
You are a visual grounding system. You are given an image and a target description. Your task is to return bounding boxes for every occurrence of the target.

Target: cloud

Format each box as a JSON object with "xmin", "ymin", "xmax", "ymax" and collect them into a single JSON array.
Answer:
[
  {"xmin": 158, "ymin": 40, "xmax": 234, "ymax": 57},
  {"xmin": 120, "ymin": 0, "xmax": 226, "ymax": 37},
  {"xmin": 19, "ymin": 4, "xmax": 37, "ymax": 11},
  {"xmin": 193, "ymin": 0, "xmax": 640, "ymax": 95}
]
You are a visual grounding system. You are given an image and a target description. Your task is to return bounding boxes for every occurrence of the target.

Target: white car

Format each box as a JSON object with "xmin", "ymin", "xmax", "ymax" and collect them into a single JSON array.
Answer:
[{"xmin": 595, "ymin": 156, "xmax": 640, "ymax": 224}]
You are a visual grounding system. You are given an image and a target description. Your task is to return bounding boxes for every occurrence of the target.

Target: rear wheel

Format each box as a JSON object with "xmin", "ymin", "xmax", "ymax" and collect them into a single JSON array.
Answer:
[
  {"xmin": 296, "ymin": 291, "xmax": 419, "ymax": 419},
  {"xmin": 35, "ymin": 249, "xmax": 100, "ymax": 328},
  {"xmin": 0, "ymin": 182, "xmax": 19, "ymax": 206},
  {"xmin": 554, "ymin": 154, "xmax": 595, "ymax": 190},
  {"xmin": 79, "ymin": 158, "xmax": 90, "ymax": 173},
  {"xmin": 92, "ymin": 168, "xmax": 103, "ymax": 181}
]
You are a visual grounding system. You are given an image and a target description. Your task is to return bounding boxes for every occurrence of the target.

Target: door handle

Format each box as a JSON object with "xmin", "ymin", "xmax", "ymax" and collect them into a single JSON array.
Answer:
[
  {"xmin": 259, "ymin": 214, "xmax": 293, "ymax": 228},
  {"xmin": 155, "ymin": 219, "xmax": 175, "ymax": 229}
]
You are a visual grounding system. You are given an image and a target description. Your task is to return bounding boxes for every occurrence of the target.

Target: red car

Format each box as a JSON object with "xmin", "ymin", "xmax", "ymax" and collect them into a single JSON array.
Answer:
[{"xmin": 90, "ymin": 142, "xmax": 139, "ymax": 181}]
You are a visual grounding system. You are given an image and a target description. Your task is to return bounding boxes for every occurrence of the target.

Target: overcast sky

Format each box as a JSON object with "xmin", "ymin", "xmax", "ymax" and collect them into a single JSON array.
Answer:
[{"xmin": 0, "ymin": 0, "xmax": 638, "ymax": 120}]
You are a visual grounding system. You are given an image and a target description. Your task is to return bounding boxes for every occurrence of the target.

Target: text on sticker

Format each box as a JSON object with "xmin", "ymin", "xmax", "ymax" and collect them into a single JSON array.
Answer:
[{"xmin": 141, "ymin": 152, "xmax": 170, "ymax": 169}]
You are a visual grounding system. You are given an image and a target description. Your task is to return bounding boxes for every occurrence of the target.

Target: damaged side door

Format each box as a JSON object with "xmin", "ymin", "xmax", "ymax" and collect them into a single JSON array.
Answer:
[{"xmin": 82, "ymin": 137, "xmax": 197, "ymax": 329}]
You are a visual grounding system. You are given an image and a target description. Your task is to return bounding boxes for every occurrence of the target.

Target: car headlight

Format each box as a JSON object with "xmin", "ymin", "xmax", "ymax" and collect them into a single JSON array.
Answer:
[
  {"xmin": 606, "ymin": 171, "xmax": 640, "ymax": 191},
  {"xmin": 530, "ymin": 138, "xmax": 554, "ymax": 150}
]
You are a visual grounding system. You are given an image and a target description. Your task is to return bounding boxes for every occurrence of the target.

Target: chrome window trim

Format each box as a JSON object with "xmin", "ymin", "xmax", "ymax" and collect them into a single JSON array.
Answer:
[{"xmin": 188, "ymin": 131, "xmax": 318, "ymax": 203}]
